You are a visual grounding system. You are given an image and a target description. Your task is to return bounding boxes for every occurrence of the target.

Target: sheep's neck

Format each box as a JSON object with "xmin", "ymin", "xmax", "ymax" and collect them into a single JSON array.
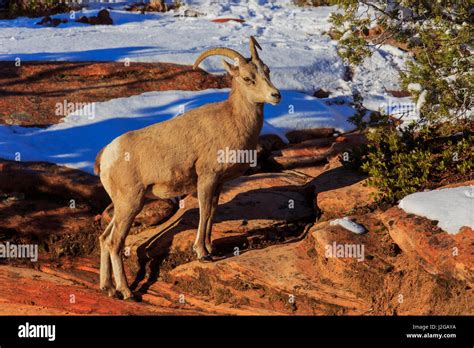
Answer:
[{"xmin": 228, "ymin": 83, "xmax": 264, "ymax": 144}]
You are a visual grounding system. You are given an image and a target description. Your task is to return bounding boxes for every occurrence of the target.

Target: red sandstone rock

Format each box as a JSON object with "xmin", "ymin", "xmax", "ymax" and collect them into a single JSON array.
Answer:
[
  {"xmin": 268, "ymin": 137, "xmax": 335, "ymax": 169},
  {"xmin": 211, "ymin": 18, "xmax": 245, "ymax": 23},
  {"xmin": 316, "ymin": 177, "xmax": 377, "ymax": 217},
  {"xmin": 305, "ymin": 163, "xmax": 377, "ymax": 217},
  {"xmin": 270, "ymin": 154, "xmax": 327, "ymax": 169},
  {"xmin": 0, "ymin": 162, "xmax": 472, "ymax": 315},
  {"xmin": 382, "ymin": 206, "xmax": 474, "ymax": 287},
  {"xmin": 37, "ymin": 16, "xmax": 67, "ymax": 27},
  {"xmin": 0, "ymin": 61, "xmax": 230, "ymax": 126},
  {"xmin": 313, "ymin": 88, "xmax": 331, "ymax": 98},
  {"xmin": 285, "ymin": 128, "xmax": 335, "ymax": 143},
  {"xmin": 76, "ymin": 9, "xmax": 113, "ymax": 26},
  {"xmin": 0, "ymin": 159, "xmax": 108, "ymax": 257},
  {"xmin": 327, "ymin": 132, "xmax": 367, "ymax": 161},
  {"xmin": 0, "ymin": 159, "xmax": 109, "ymax": 209},
  {"xmin": 257, "ymin": 134, "xmax": 286, "ymax": 156},
  {"xmin": 127, "ymin": 172, "xmax": 315, "ymax": 266}
]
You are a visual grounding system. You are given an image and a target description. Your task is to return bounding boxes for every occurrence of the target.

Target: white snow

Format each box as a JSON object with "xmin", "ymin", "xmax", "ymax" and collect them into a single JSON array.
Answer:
[
  {"xmin": 0, "ymin": 1, "xmax": 408, "ymax": 101},
  {"xmin": 407, "ymin": 83, "xmax": 422, "ymax": 92},
  {"xmin": 0, "ymin": 0, "xmax": 416, "ymax": 173},
  {"xmin": 330, "ymin": 217, "xmax": 367, "ymax": 234},
  {"xmin": 399, "ymin": 186, "xmax": 474, "ymax": 234},
  {"xmin": 0, "ymin": 89, "xmax": 355, "ymax": 174}
]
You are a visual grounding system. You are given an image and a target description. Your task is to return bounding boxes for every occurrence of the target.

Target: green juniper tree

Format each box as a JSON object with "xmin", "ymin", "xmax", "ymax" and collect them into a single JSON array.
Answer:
[{"xmin": 330, "ymin": 1, "xmax": 473, "ymax": 202}]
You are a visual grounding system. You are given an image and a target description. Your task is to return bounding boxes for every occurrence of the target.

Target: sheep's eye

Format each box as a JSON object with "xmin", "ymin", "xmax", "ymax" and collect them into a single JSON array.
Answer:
[{"xmin": 243, "ymin": 77, "xmax": 252, "ymax": 83}]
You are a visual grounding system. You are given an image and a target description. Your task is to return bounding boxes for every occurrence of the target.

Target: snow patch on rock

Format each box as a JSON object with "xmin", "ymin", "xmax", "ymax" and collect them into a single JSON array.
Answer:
[
  {"xmin": 330, "ymin": 217, "xmax": 367, "ymax": 234},
  {"xmin": 399, "ymin": 186, "xmax": 474, "ymax": 234}
]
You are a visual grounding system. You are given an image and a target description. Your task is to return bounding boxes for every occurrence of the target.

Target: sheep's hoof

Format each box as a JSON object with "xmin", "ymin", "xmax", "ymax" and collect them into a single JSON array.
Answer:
[
  {"xmin": 100, "ymin": 286, "xmax": 117, "ymax": 298},
  {"xmin": 124, "ymin": 294, "xmax": 140, "ymax": 302},
  {"xmin": 205, "ymin": 244, "xmax": 214, "ymax": 254},
  {"xmin": 117, "ymin": 290, "xmax": 140, "ymax": 302},
  {"xmin": 198, "ymin": 254, "xmax": 214, "ymax": 263}
]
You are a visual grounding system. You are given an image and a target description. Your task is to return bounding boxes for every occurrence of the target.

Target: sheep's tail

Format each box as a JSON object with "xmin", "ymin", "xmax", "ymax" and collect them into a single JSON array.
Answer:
[{"xmin": 94, "ymin": 147, "xmax": 106, "ymax": 175}]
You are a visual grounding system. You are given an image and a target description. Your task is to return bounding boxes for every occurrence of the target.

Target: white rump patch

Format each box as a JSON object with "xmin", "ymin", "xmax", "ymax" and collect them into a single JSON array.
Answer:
[{"xmin": 100, "ymin": 137, "xmax": 121, "ymax": 173}]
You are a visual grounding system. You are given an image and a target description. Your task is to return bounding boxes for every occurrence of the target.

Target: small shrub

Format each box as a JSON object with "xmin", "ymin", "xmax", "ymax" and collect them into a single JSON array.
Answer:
[
  {"xmin": 342, "ymin": 119, "xmax": 473, "ymax": 203},
  {"xmin": 361, "ymin": 127, "xmax": 433, "ymax": 203},
  {"xmin": 172, "ymin": 0, "xmax": 183, "ymax": 9}
]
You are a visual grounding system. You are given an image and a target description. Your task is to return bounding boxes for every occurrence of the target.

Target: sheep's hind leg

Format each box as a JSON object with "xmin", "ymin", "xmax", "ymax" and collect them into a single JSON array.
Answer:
[
  {"xmin": 99, "ymin": 214, "xmax": 115, "ymax": 297},
  {"xmin": 194, "ymin": 177, "xmax": 218, "ymax": 262},
  {"xmin": 106, "ymin": 192, "xmax": 145, "ymax": 300}
]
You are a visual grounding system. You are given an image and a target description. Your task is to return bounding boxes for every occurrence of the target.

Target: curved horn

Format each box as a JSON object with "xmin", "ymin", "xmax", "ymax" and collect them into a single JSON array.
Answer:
[
  {"xmin": 249, "ymin": 36, "xmax": 262, "ymax": 62},
  {"xmin": 193, "ymin": 48, "xmax": 246, "ymax": 70}
]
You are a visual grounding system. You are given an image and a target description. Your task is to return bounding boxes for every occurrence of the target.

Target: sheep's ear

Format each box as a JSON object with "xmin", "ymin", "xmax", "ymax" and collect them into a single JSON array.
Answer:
[{"xmin": 222, "ymin": 59, "xmax": 239, "ymax": 77}]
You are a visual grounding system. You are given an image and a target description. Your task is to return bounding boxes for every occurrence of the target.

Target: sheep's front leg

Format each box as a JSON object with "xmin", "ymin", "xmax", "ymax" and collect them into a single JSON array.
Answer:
[
  {"xmin": 205, "ymin": 184, "xmax": 222, "ymax": 255},
  {"xmin": 194, "ymin": 177, "xmax": 217, "ymax": 261}
]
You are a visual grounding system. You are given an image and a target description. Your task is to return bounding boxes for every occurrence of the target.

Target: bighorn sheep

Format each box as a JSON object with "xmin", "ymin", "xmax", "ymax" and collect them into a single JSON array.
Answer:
[{"xmin": 95, "ymin": 37, "xmax": 281, "ymax": 300}]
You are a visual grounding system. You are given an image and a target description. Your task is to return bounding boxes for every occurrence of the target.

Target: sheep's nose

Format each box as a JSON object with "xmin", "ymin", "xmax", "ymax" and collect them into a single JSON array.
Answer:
[{"xmin": 271, "ymin": 92, "xmax": 281, "ymax": 99}]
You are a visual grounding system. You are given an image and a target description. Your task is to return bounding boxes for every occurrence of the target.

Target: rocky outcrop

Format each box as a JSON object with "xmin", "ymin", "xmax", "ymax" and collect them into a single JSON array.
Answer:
[
  {"xmin": 382, "ymin": 207, "xmax": 474, "ymax": 287},
  {"xmin": 326, "ymin": 133, "xmax": 367, "ymax": 161},
  {"xmin": 126, "ymin": 172, "xmax": 317, "ymax": 276},
  {"xmin": 266, "ymin": 132, "xmax": 367, "ymax": 172},
  {"xmin": 36, "ymin": 16, "xmax": 67, "ymax": 27},
  {"xmin": 150, "ymin": 213, "xmax": 473, "ymax": 315},
  {"xmin": 269, "ymin": 137, "xmax": 332, "ymax": 169},
  {"xmin": 77, "ymin": 9, "xmax": 113, "ymax": 25},
  {"xmin": 0, "ymin": 263, "xmax": 203, "ymax": 315},
  {"xmin": 281, "ymin": 155, "xmax": 377, "ymax": 219},
  {"xmin": 0, "ymin": 159, "xmax": 108, "ymax": 257},
  {"xmin": 0, "ymin": 159, "xmax": 108, "ymax": 209},
  {"xmin": 0, "ymin": 61, "xmax": 230, "ymax": 126},
  {"xmin": 309, "ymin": 216, "xmax": 473, "ymax": 315},
  {"xmin": 1, "ymin": 156, "xmax": 472, "ymax": 315},
  {"xmin": 285, "ymin": 128, "xmax": 335, "ymax": 143},
  {"xmin": 314, "ymin": 167, "xmax": 377, "ymax": 218},
  {"xmin": 163, "ymin": 233, "xmax": 369, "ymax": 315}
]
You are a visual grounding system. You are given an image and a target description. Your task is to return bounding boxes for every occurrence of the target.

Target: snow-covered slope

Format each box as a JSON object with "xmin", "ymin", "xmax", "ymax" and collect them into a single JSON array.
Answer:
[
  {"xmin": 0, "ymin": 1, "xmax": 407, "ymax": 100},
  {"xmin": 399, "ymin": 186, "xmax": 474, "ymax": 234},
  {"xmin": 0, "ymin": 89, "xmax": 355, "ymax": 174},
  {"xmin": 0, "ymin": 1, "xmax": 413, "ymax": 173}
]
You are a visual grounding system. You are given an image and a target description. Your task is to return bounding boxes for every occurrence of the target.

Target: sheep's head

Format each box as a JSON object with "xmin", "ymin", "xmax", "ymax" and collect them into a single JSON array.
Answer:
[{"xmin": 193, "ymin": 37, "xmax": 281, "ymax": 105}]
